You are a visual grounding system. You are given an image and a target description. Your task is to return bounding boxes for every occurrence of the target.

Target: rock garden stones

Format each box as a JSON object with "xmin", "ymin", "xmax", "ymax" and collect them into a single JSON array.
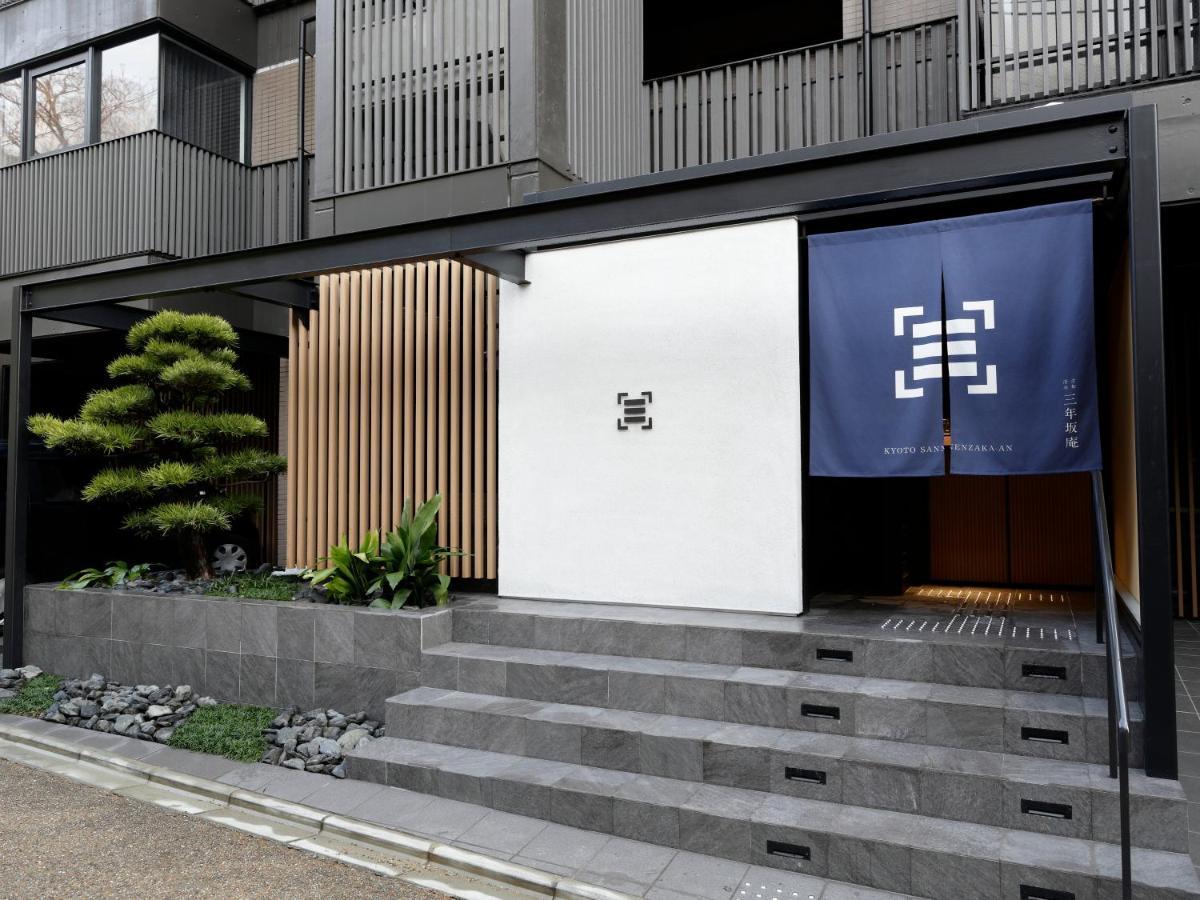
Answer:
[
  {"xmin": 261, "ymin": 706, "xmax": 385, "ymax": 777},
  {"xmin": 42, "ymin": 674, "xmax": 214, "ymax": 744},
  {"xmin": 0, "ymin": 665, "xmax": 42, "ymax": 699}
]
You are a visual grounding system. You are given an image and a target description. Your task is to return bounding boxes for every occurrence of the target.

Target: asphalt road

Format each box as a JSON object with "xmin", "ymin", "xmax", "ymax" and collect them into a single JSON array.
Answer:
[{"xmin": 0, "ymin": 757, "xmax": 451, "ymax": 899}]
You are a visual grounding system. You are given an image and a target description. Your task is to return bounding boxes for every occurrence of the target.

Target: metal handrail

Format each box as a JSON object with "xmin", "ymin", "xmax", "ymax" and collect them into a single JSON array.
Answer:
[{"xmin": 1090, "ymin": 469, "xmax": 1132, "ymax": 900}]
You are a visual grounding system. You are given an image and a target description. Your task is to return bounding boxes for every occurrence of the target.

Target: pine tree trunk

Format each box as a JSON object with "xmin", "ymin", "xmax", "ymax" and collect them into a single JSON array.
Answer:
[{"xmin": 181, "ymin": 533, "xmax": 214, "ymax": 580}]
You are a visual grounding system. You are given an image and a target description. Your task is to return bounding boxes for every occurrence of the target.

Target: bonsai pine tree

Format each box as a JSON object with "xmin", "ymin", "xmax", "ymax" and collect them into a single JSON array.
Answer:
[{"xmin": 28, "ymin": 310, "xmax": 286, "ymax": 579}]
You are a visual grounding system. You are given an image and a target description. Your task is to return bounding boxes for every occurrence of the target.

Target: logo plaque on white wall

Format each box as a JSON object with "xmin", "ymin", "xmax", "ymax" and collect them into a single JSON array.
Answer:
[{"xmin": 617, "ymin": 392, "xmax": 653, "ymax": 431}]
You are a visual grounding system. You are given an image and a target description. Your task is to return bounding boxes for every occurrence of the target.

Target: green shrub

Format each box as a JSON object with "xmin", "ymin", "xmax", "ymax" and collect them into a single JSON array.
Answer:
[
  {"xmin": 168, "ymin": 704, "xmax": 276, "ymax": 761},
  {"xmin": 0, "ymin": 673, "xmax": 63, "ymax": 717},
  {"xmin": 59, "ymin": 561, "xmax": 152, "ymax": 590},
  {"xmin": 27, "ymin": 310, "xmax": 286, "ymax": 578},
  {"xmin": 305, "ymin": 494, "xmax": 459, "ymax": 609}
]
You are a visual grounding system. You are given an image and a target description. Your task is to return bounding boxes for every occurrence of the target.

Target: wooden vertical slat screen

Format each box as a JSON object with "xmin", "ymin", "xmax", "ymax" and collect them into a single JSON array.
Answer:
[{"xmin": 287, "ymin": 260, "xmax": 498, "ymax": 578}]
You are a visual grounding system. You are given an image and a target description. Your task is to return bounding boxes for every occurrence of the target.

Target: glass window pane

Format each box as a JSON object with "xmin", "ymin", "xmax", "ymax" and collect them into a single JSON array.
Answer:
[
  {"xmin": 0, "ymin": 76, "xmax": 20, "ymax": 166},
  {"xmin": 101, "ymin": 35, "xmax": 159, "ymax": 142},
  {"xmin": 160, "ymin": 40, "xmax": 244, "ymax": 161},
  {"xmin": 33, "ymin": 61, "xmax": 87, "ymax": 155}
]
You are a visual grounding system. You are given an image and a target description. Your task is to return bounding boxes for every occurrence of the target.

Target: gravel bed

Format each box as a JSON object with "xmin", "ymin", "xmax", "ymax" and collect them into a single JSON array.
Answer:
[
  {"xmin": 0, "ymin": 664, "xmax": 41, "ymax": 700},
  {"xmin": 262, "ymin": 706, "xmax": 385, "ymax": 777},
  {"xmin": 42, "ymin": 674, "xmax": 216, "ymax": 744}
]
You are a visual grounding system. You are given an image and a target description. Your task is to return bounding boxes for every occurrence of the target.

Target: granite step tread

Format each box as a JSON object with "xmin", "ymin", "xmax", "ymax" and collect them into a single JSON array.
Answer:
[
  {"xmin": 346, "ymin": 734, "xmax": 1200, "ymax": 900},
  {"xmin": 385, "ymin": 686, "xmax": 1183, "ymax": 851},
  {"xmin": 422, "ymin": 641, "xmax": 1142, "ymax": 766}
]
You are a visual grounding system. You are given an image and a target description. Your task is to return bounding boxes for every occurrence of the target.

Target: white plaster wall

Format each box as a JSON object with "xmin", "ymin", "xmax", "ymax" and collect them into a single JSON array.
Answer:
[{"xmin": 498, "ymin": 219, "xmax": 803, "ymax": 614}]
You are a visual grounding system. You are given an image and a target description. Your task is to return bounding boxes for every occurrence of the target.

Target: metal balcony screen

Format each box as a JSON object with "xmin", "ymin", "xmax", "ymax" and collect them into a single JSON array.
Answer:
[
  {"xmin": 160, "ymin": 39, "xmax": 245, "ymax": 162},
  {"xmin": 331, "ymin": 0, "xmax": 508, "ymax": 192},
  {"xmin": 960, "ymin": 0, "xmax": 1200, "ymax": 109}
]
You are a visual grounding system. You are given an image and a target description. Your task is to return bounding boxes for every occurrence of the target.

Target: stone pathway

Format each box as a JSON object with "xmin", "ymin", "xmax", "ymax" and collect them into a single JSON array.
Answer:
[{"xmin": 0, "ymin": 756, "xmax": 448, "ymax": 899}]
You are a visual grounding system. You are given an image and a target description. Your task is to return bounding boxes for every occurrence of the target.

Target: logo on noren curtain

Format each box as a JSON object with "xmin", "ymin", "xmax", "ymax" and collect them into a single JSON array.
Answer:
[{"xmin": 892, "ymin": 300, "xmax": 998, "ymax": 399}]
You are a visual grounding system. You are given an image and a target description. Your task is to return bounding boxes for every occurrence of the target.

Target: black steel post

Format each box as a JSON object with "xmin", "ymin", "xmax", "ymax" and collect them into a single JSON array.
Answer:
[
  {"xmin": 296, "ymin": 16, "xmax": 315, "ymax": 242},
  {"xmin": 862, "ymin": 0, "xmax": 874, "ymax": 135},
  {"xmin": 3, "ymin": 291, "xmax": 31, "ymax": 667},
  {"xmin": 1126, "ymin": 103, "xmax": 1175, "ymax": 779}
]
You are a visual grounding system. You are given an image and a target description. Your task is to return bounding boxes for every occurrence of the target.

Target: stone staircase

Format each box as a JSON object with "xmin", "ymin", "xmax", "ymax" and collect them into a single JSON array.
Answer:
[{"xmin": 345, "ymin": 596, "xmax": 1200, "ymax": 899}]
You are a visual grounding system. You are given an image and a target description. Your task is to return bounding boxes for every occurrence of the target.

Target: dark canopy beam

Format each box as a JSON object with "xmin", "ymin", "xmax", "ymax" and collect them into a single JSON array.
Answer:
[
  {"xmin": 459, "ymin": 250, "xmax": 528, "ymax": 285},
  {"xmin": 21, "ymin": 97, "xmax": 1133, "ymax": 313},
  {"xmin": 36, "ymin": 302, "xmax": 153, "ymax": 331},
  {"xmin": 224, "ymin": 279, "xmax": 318, "ymax": 309}
]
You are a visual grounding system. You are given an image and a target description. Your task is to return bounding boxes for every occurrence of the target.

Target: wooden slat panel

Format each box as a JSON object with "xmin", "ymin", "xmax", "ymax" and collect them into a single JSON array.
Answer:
[
  {"xmin": 369, "ymin": 269, "xmax": 383, "ymax": 532},
  {"xmin": 287, "ymin": 260, "xmax": 499, "ymax": 578},
  {"xmin": 450, "ymin": 263, "xmax": 463, "ymax": 577},
  {"xmin": 316, "ymin": 271, "xmax": 331, "ymax": 555},
  {"xmin": 381, "ymin": 267, "xmax": 395, "ymax": 532},
  {"xmin": 1009, "ymin": 474, "xmax": 1095, "ymax": 586},
  {"xmin": 337, "ymin": 274, "xmax": 351, "ymax": 543},
  {"xmin": 929, "ymin": 476, "xmax": 1010, "ymax": 584},
  {"xmin": 438, "ymin": 260, "xmax": 451, "ymax": 551},
  {"xmin": 348, "ymin": 270, "xmax": 362, "ymax": 546}
]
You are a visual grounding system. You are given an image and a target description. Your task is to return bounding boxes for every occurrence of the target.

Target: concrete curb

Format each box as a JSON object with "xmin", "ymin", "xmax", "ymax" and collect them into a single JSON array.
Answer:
[{"xmin": 0, "ymin": 718, "xmax": 635, "ymax": 900}]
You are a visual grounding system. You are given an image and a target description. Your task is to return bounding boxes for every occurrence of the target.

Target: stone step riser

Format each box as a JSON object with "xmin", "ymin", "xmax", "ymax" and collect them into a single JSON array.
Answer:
[
  {"xmin": 418, "ymin": 651, "xmax": 1143, "ymax": 767},
  {"xmin": 384, "ymin": 696, "xmax": 1178, "ymax": 852},
  {"xmin": 344, "ymin": 747, "xmax": 1151, "ymax": 900},
  {"xmin": 450, "ymin": 608, "xmax": 1133, "ymax": 698}
]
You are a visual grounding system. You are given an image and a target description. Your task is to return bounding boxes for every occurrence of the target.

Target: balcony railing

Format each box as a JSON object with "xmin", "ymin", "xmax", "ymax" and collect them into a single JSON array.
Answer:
[
  {"xmin": 645, "ymin": 19, "xmax": 959, "ymax": 173},
  {"xmin": 959, "ymin": 0, "xmax": 1200, "ymax": 110},
  {"xmin": 0, "ymin": 131, "xmax": 300, "ymax": 277}
]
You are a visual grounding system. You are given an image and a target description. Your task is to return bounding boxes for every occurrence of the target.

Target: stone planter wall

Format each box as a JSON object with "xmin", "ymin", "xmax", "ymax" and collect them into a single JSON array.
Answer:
[{"xmin": 22, "ymin": 585, "xmax": 452, "ymax": 718}]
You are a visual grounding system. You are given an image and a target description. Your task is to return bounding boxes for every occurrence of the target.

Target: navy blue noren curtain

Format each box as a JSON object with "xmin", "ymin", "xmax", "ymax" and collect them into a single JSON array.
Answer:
[{"xmin": 808, "ymin": 201, "xmax": 1101, "ymax": 477}]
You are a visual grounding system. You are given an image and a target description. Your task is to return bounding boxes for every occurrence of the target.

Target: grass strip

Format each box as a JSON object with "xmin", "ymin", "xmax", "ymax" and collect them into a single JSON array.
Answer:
[
  {"xmin": 204, "ymin": 572, "xmax": 299, "ymax": 602},
  {"xmin": 0, "ymin": 673, "xmax": 63, "ymax": 717},
  {"xmin": 168, "ymin": 703, "xmax": 276, "ymax": 762}
]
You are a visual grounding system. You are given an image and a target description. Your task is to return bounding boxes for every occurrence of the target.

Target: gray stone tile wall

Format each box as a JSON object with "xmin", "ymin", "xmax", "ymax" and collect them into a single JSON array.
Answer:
[{"xmin": 23, "ymin": 585, "xmax": 452, "ymax": 719}]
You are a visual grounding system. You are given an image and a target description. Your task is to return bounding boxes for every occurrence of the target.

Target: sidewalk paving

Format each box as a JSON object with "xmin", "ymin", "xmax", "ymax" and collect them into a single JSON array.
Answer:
[
  {"xmin": 0, "ymin": 714, "xmax": 920, "ymax": 900},
  {"xmin": 0, "ymin": 756, "xmax": 447, "ymax": 900}
]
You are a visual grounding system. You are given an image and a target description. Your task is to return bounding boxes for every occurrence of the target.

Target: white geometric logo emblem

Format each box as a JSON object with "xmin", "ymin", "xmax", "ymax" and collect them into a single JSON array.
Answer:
[{"xmin": 893, "ymin": 300, "xmax": 998, "ymax": 399}]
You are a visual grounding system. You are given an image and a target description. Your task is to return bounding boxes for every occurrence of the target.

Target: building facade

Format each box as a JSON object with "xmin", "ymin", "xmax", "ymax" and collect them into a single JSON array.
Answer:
[{"xmin": 3, "ymin": 1, "xmax": 1200, "ymax": 894}]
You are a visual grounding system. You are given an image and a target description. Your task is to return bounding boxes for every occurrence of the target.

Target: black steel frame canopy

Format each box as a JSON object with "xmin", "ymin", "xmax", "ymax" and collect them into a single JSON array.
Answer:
[{"xmin": 3, "ymin": 95, "xmax": 1176, "ymax": 777}]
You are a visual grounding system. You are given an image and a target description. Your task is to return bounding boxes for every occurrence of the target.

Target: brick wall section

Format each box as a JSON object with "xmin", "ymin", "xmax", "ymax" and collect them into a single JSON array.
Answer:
[
  {"xmin": 843, "ymin": 0, "xmax": 957, "ymax": 37},
  {"xmin": 252, "ymin": 59, "xmax": 315, "ymax": 167},
  {"xmin": 23, "ymin": 585, "xmax": 452, "ymax": 719}
]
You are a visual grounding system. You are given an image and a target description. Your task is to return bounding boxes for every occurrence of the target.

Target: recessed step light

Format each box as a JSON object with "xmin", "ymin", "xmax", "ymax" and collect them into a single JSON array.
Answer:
[
  {"xmin": 815, "ymin": 648, "xmax": 853, "ymax": 663},
  {"xmin": 799, "ymin": 703, "xmax": 840, "ymax": 720},
  {"xmin": 765, "ymin": 840, "xmax": 811, "ymax": 861},
  {"xmin": 1022, "ymin": 663, "xmax": 1068, "ymax": 681},
  {"xmin": 1021, "ymin": 726, "xmax": 1070, "ymax": 745},
  {"xmin": 783, "ymin": 767, "xmax": 826, "ymax": 785},
  {"xmin": 1021, "ymin": 799, "xmax": 1073, "ymax": 820}
]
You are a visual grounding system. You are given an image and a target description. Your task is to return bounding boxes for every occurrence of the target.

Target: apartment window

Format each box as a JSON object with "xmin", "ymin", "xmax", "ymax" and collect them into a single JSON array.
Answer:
[
  {"xmin": 32, "ymin": 60, "xmax": 87, "ymax": 155},
  {"xmin": 161, "ymin": 39, "xmax": 245, "ymax": 161},
  {"xmin": 642, "ymin": 0, "xmax": 842, "ymax": 80},
  {"xmin": 100, "ymin": 35, "xmax": 160, "ymax": 142},
  {"xmin": 0, "ymin": 76, "xmax": 19, "ymax": 167},
  {"xmin": 0, "ymin": 31, "xmax": 247, "ymax": 165}
]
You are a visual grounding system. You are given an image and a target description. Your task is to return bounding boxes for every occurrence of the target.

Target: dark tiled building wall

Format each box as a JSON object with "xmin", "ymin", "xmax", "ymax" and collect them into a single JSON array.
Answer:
[{"xmin": 252, "ymin": 59, "xmax": 315, "ymax": 167}]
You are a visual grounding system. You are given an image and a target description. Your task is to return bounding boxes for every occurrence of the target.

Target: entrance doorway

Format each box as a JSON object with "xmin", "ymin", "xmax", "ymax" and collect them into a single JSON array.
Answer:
[{"xmin": 928, "ymin": 473, "xmax": 1095, "ymax": 588}]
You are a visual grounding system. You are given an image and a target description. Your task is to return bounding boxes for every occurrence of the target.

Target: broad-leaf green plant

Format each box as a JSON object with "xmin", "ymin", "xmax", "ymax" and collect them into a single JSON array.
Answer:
[
  {"xmin": 373, "ymin": 495, "xmax": 458, "ymax": 609},
  {"xmin": 303, "ymin": 495, "xmax": 459, "ymax": 609},
  {"xmin": 59, "ymin": 561, "xmax": 152, "ymax": 590},
  {"xmin": 304, "ymin": 531, "xmax": 385, "ymax": 605}
]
